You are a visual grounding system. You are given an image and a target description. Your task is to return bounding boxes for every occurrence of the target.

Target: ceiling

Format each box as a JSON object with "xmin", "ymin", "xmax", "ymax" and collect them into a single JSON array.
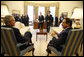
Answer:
[{"xmin": 27, "ymin": 1, "xmax": 59, "ymax": 3}]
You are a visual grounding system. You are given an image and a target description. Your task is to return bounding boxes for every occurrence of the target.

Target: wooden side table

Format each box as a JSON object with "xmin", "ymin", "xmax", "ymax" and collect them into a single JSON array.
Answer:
[{"xmin": 33, "ymin": 22, "xmax": 47, "ymax": 29}]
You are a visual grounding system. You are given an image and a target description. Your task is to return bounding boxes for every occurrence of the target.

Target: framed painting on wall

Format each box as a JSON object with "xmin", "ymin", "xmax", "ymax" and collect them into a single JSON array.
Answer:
[
  {"xmin": 12, "ymin": 10, "xmax": 20, "ymax": 17},
  {"xmin": 62, "ymin": 12, "xmax": 68, "ymax": 18},
  {"xmin": 12, "ymin": 10, "xmax": 20, "ymax": 14}
]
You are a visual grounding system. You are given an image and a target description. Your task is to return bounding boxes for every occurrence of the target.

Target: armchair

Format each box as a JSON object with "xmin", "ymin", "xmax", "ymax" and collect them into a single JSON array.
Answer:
[
  {"xmin": 1, "ymin": 27, "xmax": 34, "ymax": 56},
  {"xmin": 48, "ymin": 29, "xmax": 83, "ymax": 56}
]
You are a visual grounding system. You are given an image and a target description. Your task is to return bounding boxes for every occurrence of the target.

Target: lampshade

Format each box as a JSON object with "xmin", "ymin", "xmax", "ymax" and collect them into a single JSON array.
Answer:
[
  {"xmin": 1, "ymin": 5, "xmax": 10, "ymax": 17},
  {"xmin": 71, "ymin": 8, "xmax": 83, "ymax": 29},
  {"xmin": 71, "ymin": 8, "xmax": 83, "ymax": 19}
]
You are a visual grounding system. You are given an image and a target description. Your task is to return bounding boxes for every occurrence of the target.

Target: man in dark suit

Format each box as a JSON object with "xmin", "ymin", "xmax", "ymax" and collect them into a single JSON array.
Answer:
[
  {"xmin": 60, "ymin": 13, "xmax": 64, "ymax": 24},
  {"xmin": 55, "ymin": 16, "xmax": 58, "ymax": 26},
  {"xmin": 46, "ymin": 18, "xmax": 72, "ymax": 55},
  {"xmin": 21, "ymin": 14, "xmax": 25, "ymax": 25},
  {"xmin": 13, "ymin": 14, "xmax": 21, "ymax": 22},
  {"xmin": 51, "ymin": 17, "xmax": 53, "ymax": 27},
  {"xmin": 21, "ymin": 15, "xmax": 29, "ymax": 26},
  {"xmin": 45, "ymin": 11, "xmax": 53, "ymax": 32},
  {"xmin": 2, "ymin": 15, "xmax": 33, "ymax": 50},
  {"xmin": 38, "ymin": 12, "xmax": 44, "ymax": 29},
  {"xmin": 26, "ymin": 15, "xmax": 29, "ymax": 26},
  {"xmin": 24, "ymin": 15, "xmax": 29, "ymax": 26}
]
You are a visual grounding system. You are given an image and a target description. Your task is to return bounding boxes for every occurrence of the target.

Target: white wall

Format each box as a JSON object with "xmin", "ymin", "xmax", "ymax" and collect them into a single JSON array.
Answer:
[
  {"xmin": 1, "ymin": 1, "xmax": 83, "ymax": 17},
  {"xmin": 59, "ymin": 1, "xmax": 83, "ymax": 18},
  {"xmin": 1, "ymin": 1, "xmax": 24, "ymax": 16},
  {"xmin": 59, "ymin": 1, "xmax": 83, "ymax": 29}
]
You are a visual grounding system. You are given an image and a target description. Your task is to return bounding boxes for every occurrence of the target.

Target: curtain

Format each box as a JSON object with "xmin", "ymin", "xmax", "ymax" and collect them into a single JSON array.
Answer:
[
  {"xmin": 24, "ymin": 5, "xmax": 27, "ymax": 15},
  {"xmin": 45, "ymin": 6, "xmax": 50, "ymax": 17},
  {"xmin": 34, "ymin": 6, "xmax": 38, "ymax": 19},
  {"xmin": 24, "ymin": 2, "xmax": 59, "ymax": 19}
]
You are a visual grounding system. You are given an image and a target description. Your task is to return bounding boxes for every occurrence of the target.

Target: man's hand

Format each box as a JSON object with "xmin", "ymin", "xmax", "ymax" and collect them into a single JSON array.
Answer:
[
  {"xmin": 51, "ymin": 31, "xmax": 58, "ymax": 37},
  {"xmin": 54, "ymin": 31, "xmax": 58, "ymax": 35},
  {"xmin": 51, "ymin": 32, "xmax": 56, "ymax": 36}
]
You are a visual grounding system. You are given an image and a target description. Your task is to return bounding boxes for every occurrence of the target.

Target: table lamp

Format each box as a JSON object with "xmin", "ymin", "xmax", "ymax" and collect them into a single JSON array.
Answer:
[
  {"xmin": 1, "ymin": 4, "xmax": 10, "ymax": 25},
  {"xmin": 1, "ymin": 4, "xmax": 10, "ymax": 18},
  {"xmin": 71, "ymin": 8, "xmax": 83, "ymax": 29}
]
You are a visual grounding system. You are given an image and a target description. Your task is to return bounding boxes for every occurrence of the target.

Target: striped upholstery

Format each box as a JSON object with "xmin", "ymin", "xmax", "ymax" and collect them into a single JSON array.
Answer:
[
  {"xmin": 1, "ymin": 27, "xmax": 34, "ymax": 56},
  {"xmin": 48, "ymin": 29, "xmax": 83, "ymax": 56}
]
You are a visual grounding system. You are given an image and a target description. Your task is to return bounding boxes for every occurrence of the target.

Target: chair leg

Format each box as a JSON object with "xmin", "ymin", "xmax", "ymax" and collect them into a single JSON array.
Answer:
[
  {"xmin": 80, "ymin": 41, "xmax": 83, "ymax": 52},
  {"xmin": 76, "ymin": 53, "xmax": 79, "ymax": 56},
  {"xmin": 47, "ymin": 53, "xmax": 49, "ymax": 56},
  {"xmin": 1, "ymin": 52, "xmax": 5, "ymax": 56},
  {"xmin": 32, "ymin": 48, "xmax": 35, "ymax": 56}
]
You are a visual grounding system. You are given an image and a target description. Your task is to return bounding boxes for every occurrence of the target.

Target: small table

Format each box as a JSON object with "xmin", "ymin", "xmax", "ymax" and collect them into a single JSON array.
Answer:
[
  {"xmin": 36, "ymin": 29, "xmax": 47, "ymax": 41},
  {"xmin": 33, "ymin": 22, "xmax": 47, "ymax": 29}
]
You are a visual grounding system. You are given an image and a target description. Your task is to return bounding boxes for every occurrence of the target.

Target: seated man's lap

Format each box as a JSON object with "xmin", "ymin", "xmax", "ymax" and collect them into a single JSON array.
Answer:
[{"xmin": 48, "ymin": 37, "xmax": 62, "ymax": 52}]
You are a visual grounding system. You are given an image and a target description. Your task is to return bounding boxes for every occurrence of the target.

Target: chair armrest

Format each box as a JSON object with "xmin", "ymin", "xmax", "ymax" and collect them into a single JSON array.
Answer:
[
  {"xmin": 16, "ymin": 43, "xmax": 24, "ymax": 47},
  {"xmin": 60, "ymin": 45, "xmax": 65, "ymax": 48},
  {"xmin": 48, "ymin": 46, "xmax": 61, "ymax": 56},
  {"xmin": 16, "ymin": 41, "xmax": 28, "ymax": 47}
]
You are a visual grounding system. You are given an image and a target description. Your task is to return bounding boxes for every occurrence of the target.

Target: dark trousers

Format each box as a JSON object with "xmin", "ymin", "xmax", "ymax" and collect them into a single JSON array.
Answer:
[
  {"xmin": 46, "ymin": 37, "xmax": 62, "ymax": 54},
  {"xmin": 24, "ymin": 32, "xmax": 32, "ymax": 43},
  {"xmin": 47, "ymin": 22, "xmax": 50, "ymax": 32},
  {"xmin": 19, "ymin": 32, "xmax": 33, "ymax": 50},
  {"xmin": 39, "ymin": 23, "xmax": 43, "ymax": 29},
  {"xmin": 55, "ymin": 21, "xmax": 58, "ymax": 26}
]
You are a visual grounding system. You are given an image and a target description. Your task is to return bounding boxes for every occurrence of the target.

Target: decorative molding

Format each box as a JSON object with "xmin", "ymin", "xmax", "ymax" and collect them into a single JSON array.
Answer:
[
  {"xmin": 12, "ymin": 10, "xmax": 20, "ymax": 15},
  {"xmin": 24, "ymin": 1, "xmax": 59, "ymax": 17},
  {"xmin": 24, "ymin": 1, "xmax": 59, "ymax": 7}
]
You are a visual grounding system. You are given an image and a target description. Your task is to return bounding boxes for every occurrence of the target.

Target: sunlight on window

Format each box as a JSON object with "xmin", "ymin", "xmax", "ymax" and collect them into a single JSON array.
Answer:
[
  {"xmin": 38, "ymin": 6, "xmax": 45, "ymax": 17},
  {"xmin": 50, "ymin": 7, "xmax": 56, "ymax": 21},
  {"xmin": 27, "ymin": 5, "xmax": 34, "ymax": 22}
]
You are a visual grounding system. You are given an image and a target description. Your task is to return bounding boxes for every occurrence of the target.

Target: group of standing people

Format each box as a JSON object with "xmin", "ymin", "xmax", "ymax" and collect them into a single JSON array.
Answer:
[
  {"xmin": 38, "ymin": 11, "xmax": 54, "ymax": 32},
  {"xmin": 13, "ymin": 11, "xmax": 65, "ymax": 33},
  {"xmin": 38, "ymin": 11, "xmax": 64, "ymax": 33},
  {"xmin": 13, "ymin": 14, "xmax": 29, "ymax": 26}
]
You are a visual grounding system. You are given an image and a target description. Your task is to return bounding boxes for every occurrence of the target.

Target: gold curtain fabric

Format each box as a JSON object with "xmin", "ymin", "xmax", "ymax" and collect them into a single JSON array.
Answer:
[
  {"xmin": 34, "ymin": 6, "xmax": 38, "ymax": 19},
  {"xmin": 24, "ymin": 5, "xmax": 27, "ymax": 15},
  {"xmin": 45, "ymin": 6, "xmax": 50, "ymax": 17},
  {"xmin": 55, "ymin": 6, "xmax": 59, "ymax": 17},
  {"xmin": 24, "ymin": 1, "xmax": 59, "ymax": 18}
]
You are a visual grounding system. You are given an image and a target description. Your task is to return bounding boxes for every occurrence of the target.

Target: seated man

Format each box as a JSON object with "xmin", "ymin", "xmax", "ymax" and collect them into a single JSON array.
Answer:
[
  {"xmin": 2, "ymin": 15, "xmax": 33, "ymax": 50},
  {"xmin": 46, "ymin": 18, "xmax": 72, "ymax": 55}
]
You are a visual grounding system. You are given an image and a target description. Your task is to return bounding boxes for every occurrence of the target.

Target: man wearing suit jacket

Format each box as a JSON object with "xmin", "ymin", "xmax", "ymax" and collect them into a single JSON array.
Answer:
[
  {"xmin": 2, "ymin": 15, "xmax": 33, "ymax": 50},
  {"xmin": 46, "ymin": 18, "xmax": 72, "ymax": 55},
  {"xmin": 60, "ymin": 13, "xmax": 64, "ymax": 24},
  {"xmin": 45, "ymin": 11, "xmax": 53, "ymax": 32},
  {"xmin": 55, "ymin": 16, "xmax": 58, "ymax": 26},
  {"xmin": 24, "ymin": 15, "xmax": 29, "ymax": 26},
  {"xmin": 38, "ymin": 12, "xmax": 44, "ymax": 29}
]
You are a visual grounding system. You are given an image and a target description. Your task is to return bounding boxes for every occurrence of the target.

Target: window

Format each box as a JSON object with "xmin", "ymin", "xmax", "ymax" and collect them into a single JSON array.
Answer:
[
  {"xmin": 50, "ymin": 6, "xmax": 56, "ymax": 21},
  {"xmin": 38, "ymin": 6, "xmax": 45, "ymax": 17},
  {"xmin": 27, "ymin": 5, "xmax": 34, "ymax": 23}
]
